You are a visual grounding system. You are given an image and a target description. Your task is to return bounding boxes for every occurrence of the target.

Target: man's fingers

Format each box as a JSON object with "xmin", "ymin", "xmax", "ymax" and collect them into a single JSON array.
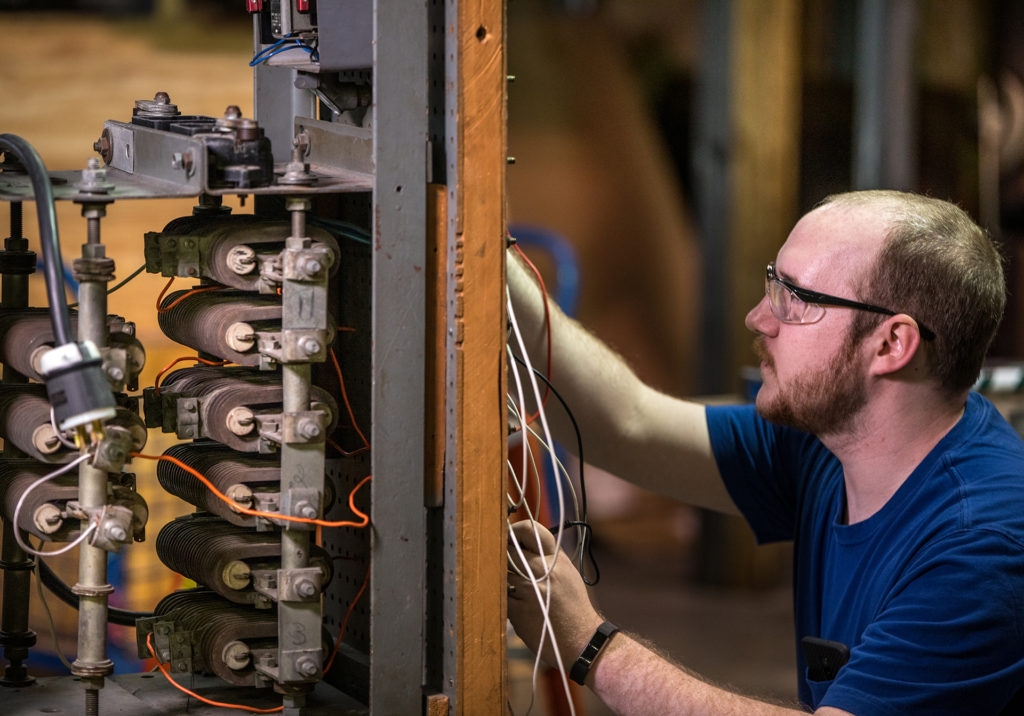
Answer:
[{"xmin": 509, "ymin": 518, "xmax": 556, "ymax": 555}]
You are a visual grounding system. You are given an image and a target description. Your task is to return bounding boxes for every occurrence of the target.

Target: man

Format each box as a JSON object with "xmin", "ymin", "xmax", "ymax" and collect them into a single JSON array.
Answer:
[{"xmin": 506, "ymin": 190, "xmax": 1024, "ymax": 714}]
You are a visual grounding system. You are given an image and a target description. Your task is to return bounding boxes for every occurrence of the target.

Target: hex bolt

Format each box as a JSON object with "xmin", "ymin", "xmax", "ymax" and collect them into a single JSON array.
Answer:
[
  {"xmin": 106, "ymin": 524, "xmax": 127, "ymax": 542},
  {"xmin": 294, "ymin": 500, "xmax": 317, "ymax": 519},
  {"xmin": 295, "ymin": 656, "xmax": 319, "ymax": 678},
  {"xmin": 224, "ymin": 105, "xmax": 242, "ymax": 119},
  {"xmin": 300, "ymin": 257, "xmax": 322, "ymax": 276},
  {"xmin": 106, "ymin": 365, "xmax": 125, "ymax": 382},
  {"xmin": 295, "ymin": 578, "xmax": 317, "ymax": 598},
  {"xmin": 298, "ymin": 420, "xmax": 321, "ymax": 440},
  {"xmin": 300, "ymin": 337, "xmax": 321, "ymax": 356}
]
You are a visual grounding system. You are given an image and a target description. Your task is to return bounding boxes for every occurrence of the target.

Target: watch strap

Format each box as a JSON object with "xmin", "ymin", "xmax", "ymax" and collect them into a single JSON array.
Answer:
[{"xmin": 569, "ymin": 620, "xmax": 619, "ymax": 685}]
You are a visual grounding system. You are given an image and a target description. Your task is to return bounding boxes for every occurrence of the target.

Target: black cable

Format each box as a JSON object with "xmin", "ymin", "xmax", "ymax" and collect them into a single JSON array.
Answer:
[
  {"xmin": 510, "ymin": 352, "xmax": 600, "ymax": 585},
  {"xmin": 0, "ymin": 135, "xmax": 73, "ymax": 346},
  {"xmin": 36, "ymin": 557, "xmax": 152, "ymax": 627}
]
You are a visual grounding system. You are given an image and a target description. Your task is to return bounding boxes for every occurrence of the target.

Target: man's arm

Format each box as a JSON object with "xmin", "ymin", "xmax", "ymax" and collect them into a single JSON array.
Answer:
[
  {"xmin": 507, "ymin": 520, "xmax": 851, "ymax": 716},
  {"xmin": 507, "ymin": 249, "xmax": 736, "ymax": 514}
]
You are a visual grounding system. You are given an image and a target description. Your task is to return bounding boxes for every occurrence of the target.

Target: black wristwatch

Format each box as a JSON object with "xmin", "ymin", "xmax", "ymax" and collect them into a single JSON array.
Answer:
[{"xmin": 569, "ymin": 620, "xmax": 619, "ymax": 685}]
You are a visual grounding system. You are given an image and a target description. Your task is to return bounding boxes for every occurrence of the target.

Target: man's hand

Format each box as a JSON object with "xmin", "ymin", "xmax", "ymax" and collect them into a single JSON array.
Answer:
[{"xmin": 507, "ymin": 519, "xmax": 604, "ymax": 670}]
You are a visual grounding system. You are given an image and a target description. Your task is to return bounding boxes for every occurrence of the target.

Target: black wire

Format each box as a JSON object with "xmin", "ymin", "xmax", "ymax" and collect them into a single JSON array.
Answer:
[
  {"xmin": 36, "ymin": 557, "xmax": 152, "ymax": 627},
  {"xmin": 67, "ymin": 263, "xmax": 146, "ymax": 309},
  {"xmin": 0, "ymin": 135, "xmax": 73, "ymax": 346},
  {"xmin": 510, "ymin": 352, "xmax": 600, "ymax": 585}
]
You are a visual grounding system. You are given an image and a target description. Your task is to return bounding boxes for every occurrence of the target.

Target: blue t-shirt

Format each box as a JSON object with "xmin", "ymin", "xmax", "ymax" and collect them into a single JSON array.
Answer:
[{"xmin": 707, "ymin": 392, "xmax": 1024, "ymax": 714}]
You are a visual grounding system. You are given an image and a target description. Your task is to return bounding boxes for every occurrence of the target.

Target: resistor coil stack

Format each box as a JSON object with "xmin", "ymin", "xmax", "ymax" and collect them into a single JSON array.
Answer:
[
  {"xmin": 0, "ymin": 88, "xmax": 372, "ymax": 713},
  {"xmin": 134, "ymin": 189, "xmax": 345, "ymax": 708}
]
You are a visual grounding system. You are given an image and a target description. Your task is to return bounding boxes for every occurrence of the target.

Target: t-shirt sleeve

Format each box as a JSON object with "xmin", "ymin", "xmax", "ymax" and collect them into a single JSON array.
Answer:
[
  {"xmin": 705, "ymin": 404, "xmax": 817, "ymax": 544},
  {"xmin": 820, "ymin": 529, "xmax": 1024, "ymax": 715}
]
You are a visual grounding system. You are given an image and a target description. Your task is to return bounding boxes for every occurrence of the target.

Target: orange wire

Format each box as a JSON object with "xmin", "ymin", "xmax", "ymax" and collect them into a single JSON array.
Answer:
[
  {"xmin": 329, "ymin": 347, "xmax": 370, "ymax": 452},
  {"xmin": 327, "ymin": 437, "xmax": 369, "ymax": 459},
  {"xmin": 131, "ymin": 452, "xmax": 371, "ymax": 528},
  {"xmin": 512, "ymin": 242, "xmax": 552, "ymax": 423},
  {"xmin": 323, "ymin": 562, "xmax": 371, "ymax": 674},
  {"xmin": 146, "ymin": 633, "xmax": 283, "ymax": 713},
  {"xmin": 153, "ymin": 356, "xmax": 229, "ymax": 397},
  {"xmin": 156, "ymin": 276, "xmax": 226, "ymax": 314}
]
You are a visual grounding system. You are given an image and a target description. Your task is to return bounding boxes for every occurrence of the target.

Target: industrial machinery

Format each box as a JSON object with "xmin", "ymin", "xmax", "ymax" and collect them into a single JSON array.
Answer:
[{"xmin": 0, "ymin": 2, "xmax": 507, "ymax": 714}]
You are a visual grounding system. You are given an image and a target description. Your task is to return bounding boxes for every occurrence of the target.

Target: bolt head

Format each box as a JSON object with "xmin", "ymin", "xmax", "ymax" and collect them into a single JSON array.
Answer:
[
  {"xmin": 295, "ymin": 656, "xmax": 319, "ymax": 677},
  {"xmin": 295, "ymin": 500, "xmax": 318, "ymax": 519},
  {"xmin": 301, "ymin": 338, "xmax": 321, "ymax": 356},
  {"xmin": 296, "ymin": 579, "xmax": 317, "ymax": 598},
  {"xmin": 299, "ymin": 421, "xmax": 321, "ymax": 439},
  {"xmin": 107, "ymin": 525, "xmax": 127, "ymax": 542}
]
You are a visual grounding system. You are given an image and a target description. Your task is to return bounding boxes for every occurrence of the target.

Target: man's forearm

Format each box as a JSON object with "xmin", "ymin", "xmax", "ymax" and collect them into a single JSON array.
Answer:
[
  {"xmin": 507, "ymin": 249, "xmax": 736, "ymax": 513},
  {"xmin": 589, "ymin": 632, "xmax": 812, "ymax": 716}
]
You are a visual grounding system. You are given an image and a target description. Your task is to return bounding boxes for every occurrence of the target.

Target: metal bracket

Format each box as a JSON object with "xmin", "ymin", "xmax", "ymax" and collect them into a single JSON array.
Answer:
[
  {"xmin": 278, "ymin": 647, "xmax": 322, "ymax": 683},
  {"xmin": 282, "ymin": 244, "xmax": 334, "ymax": 282},
  {"xmin": 176, "ymin": 397, "xmax": 201, "ymax": 439},
  {"xmin": 280, "ymin": 486, "xmax": 321, "ymax": 532},
  {"xmin": 90, "ymin": 425, "xmax": 134, "ymax": 473},
  {"xmin": 277, "ymin": 567, "xmax": 324, "ymax": 602},
  {"xmin": 258, "ymin": 328, "xmax": 330, "ymax": 364},
  {"xmin": 282, "ymin": 410, "xmax": 328, "ymax": 444}
]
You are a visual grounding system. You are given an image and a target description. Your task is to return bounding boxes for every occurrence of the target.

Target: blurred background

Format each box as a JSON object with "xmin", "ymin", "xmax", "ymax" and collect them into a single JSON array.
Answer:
[{"xmin": 2, "ymin": 0, "xmax": 1024, "ymax": 712}]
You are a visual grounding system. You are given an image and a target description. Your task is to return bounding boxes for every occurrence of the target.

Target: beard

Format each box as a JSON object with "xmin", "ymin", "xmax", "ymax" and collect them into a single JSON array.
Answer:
[{"xmin": 753, "ymin": 332, "xmax": 867, "ymax": 436}]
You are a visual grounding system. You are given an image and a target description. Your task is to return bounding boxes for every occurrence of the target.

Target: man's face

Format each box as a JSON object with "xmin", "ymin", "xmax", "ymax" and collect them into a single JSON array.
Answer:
[
  {"xmin": 753, "ymin": 329, "xmax": 867, "ymax": 435},
  {"xmin": 745, "ymin": 204, "xmax": 887, "ymax": 436}
]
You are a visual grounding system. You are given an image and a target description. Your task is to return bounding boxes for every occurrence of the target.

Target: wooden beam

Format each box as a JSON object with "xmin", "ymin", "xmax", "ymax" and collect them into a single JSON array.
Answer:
[{"xmin": 453, "ymin": 0, "xmax": 507, "ymax": 712}]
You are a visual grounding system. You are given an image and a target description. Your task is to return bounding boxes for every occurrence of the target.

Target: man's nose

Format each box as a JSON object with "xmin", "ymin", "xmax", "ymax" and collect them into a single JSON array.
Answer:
[{"xmin": 745, "ymin": 293, "xmax": 778, "ymax": 336}]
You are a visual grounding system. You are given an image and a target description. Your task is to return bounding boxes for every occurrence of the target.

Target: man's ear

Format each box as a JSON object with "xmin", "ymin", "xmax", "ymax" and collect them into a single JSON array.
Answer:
[{"xmin": 868, "ymin": 314, "xmax": 924, "ymax": 377}]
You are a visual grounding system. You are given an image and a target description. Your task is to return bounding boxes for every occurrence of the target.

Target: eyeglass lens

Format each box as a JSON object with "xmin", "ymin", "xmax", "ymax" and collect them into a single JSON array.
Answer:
[{"xmin": 765, "ymin": 274, "xmax": 823, "ymax": 324}]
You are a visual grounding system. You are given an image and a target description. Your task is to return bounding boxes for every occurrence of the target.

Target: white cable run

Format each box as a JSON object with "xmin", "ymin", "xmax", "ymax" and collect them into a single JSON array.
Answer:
[
  {"xmin": 12, "ymin": 452, "xmax": 96, "ymax": 557},
  {"xmin": 506, "ymin": 289, "xmax": 576, "ymax": 716}
]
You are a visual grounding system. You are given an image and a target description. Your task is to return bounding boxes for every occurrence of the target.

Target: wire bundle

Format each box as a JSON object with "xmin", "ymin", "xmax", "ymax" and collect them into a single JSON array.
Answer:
[
  {"xmin": 506, "ymin": 246, "xmax": 599, "ymax": 715},
  {"xmin": 249, "ymin": 34, "xmax": 319, "ymax": 67}
]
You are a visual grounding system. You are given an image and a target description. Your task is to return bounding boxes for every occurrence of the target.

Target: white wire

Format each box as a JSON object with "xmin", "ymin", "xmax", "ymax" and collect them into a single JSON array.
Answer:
[
  {"xmin": 506, "ymin": 289, "xmax": 576, "ymax": 716},
  {"xmin": 506, "ymin": 398, "xmax": 543, "ymax": 514},
  {"xmin": 12, "ymin": 452, "xmax": 96, "ymax": 557},
  {"xmin": 49, "ymin": 406, "xmax": 81, "ymax": 450}
]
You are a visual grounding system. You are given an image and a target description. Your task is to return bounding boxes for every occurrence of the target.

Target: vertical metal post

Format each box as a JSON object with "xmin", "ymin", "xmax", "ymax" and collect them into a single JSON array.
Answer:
[
  {"xmin": 71, "ymin": 203, "xmax": 114, "ymax": 715},
  {"xmin": 277, "ymin": 197, "xmax": 326, "ymax": 716},
  {"xmin": 371, "ymin": 0, "xmax": 429, "ymax": 710},
  {"xmin": 0, "ymin": 201, "xmax": 37, "ymax": 688}
]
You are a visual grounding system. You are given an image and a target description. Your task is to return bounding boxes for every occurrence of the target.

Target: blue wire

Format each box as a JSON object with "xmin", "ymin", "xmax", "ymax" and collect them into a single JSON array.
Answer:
[{"xmin": 250, "ymin": 37, "xmax": 318, "ymax": 66}]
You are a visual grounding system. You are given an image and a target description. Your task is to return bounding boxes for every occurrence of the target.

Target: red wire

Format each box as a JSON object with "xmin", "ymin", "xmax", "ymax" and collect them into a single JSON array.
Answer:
[
  {"xmin": 512, "ymin": 242, "xmax": 553, "ymax": 423},
  {"xmin": 146, "ymin": 632, "xmax": 283, "ymax": 713},
  {"xmin": 323, "ymin": 562, "xmax": 371, "ymax": 674},
  {"xmin": 156, "ymin": 277, "xmax": 225, "ymax": 314},
  {"xmin": 152, "ymin": 356, "xmax": 229, "ymax": 397},
  {"xmin": 329, "ymin": 347, "xmax": 370, "ymax": 454}
]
